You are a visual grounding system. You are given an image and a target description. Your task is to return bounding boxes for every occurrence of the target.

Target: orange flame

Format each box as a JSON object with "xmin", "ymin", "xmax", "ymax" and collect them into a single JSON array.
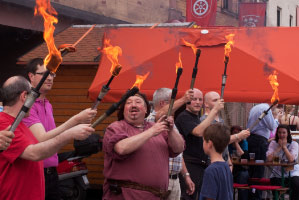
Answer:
[
  {"xmin": 181, "ymin": 38, "xmax": 198, "ymax": 55},
  {"xmin": 268, "ymin": 70, "xmax": 280, "ymax": 103},
  {"xmin": 176, "ymin": 52, "xmax": 183, "ymax": 73},
  {"xmin": 101, "ymin": 39, "xmax": 122, "ymax": 75},
  {"xmin": 35, "ymin": 0, "xmax": 62, "ymax": 72},
  {"xmin": 131, "ymin": 72, "xmax": 150, "ymax": 89},
  {"xmin": 224, "ymin": 34, "xmax": 235, "ymax": 58},
  {"xmin": 150, "ymin": 23, "xmax": 160, "ymax": 29}
]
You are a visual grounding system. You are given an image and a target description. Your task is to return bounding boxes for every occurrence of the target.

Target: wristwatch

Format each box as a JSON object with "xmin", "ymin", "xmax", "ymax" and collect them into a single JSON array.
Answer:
[{"xmin": 183, "ymin": 172, "xmax": 190, "ymax": 178}]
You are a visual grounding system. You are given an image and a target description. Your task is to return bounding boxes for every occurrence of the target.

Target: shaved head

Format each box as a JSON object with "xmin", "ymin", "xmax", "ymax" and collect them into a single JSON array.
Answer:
[
  {"xmin": 204, "ymin": 91, "xmax": 220, "ymax": 111},
  {"xmin": 186, "ymin": 88, "xmax": 203, "ymax": 115}
]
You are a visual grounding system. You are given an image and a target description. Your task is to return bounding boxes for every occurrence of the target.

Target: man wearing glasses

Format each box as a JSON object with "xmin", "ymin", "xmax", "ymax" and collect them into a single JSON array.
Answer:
[{"xmin": 22, "ymin": 58, "xmax": 97, "ymax": 200}]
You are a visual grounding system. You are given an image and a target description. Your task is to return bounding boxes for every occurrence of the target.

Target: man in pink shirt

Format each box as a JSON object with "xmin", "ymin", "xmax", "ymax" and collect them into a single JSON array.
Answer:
[
  {"xmin": 0, "ymin": 76, "xmax": 94, "ymax": 200},
  {"xmin": 22, "ymin": 58, "xmax": 97, "ymax": 200},
  {"xmin": 103, "ymin": 92, "xmax": 185, "ymax": 199}
]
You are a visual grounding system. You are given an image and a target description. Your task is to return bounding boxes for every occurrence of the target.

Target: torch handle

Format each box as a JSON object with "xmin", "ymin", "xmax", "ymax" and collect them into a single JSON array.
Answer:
[
  {"xmin": 174, "ymin": 68, "xmax": 183, "ymax": 89},
  {"xmin": 167, "ymin": 99, "xmax": 176, "ymax": 117},
  {"xmin": 9, "ymin": 111, "xmax": 26, "ymax": 133},
  {"xmin": 35, "ymin": 70, "xmax": 50, "ymax": 91},
  {"xmin": 91, "ymin": 85, "xmax": 110, "ymax": 110},
  {"xmin": 167, "ymin": 88, "xmax": 177, "ymax": 117},
  {"xmin": 190, "ymin": 78, "xmax": 196, "ymax": 90},
  {"xmin": 106, "ymin": 76, "xmax": 115, "ymax": 88},
  {"xmin": 60, "ymin": 49, "xmax": 69, "ymax": 57},
  {"xmin": 220, "ymin": 74, "xmax": 227, "ymax": 99},
  {"xmin": 224, "ymin": 56, "xmax": 229, "ymax": 68},
  {"xmin": 190, "ymin": 49, "xmax": 201, "ymax": 89},
  {"xmin": 91, "ymin": 87, "xmax": 139, "ymax": 128},
  {"xmin": 91, "ymin": 113, "xmax": 107, "ymax": 128},
  {"xmin": 9, "ymin": 88, "xmax": 40, "ymax": 132}
]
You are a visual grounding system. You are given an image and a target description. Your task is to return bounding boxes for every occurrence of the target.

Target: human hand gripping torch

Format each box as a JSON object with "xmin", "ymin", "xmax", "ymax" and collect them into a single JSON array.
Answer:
[
  {"xmin": 167, "ymin": 52, "xmax": 183, "ymax": 117},
  {"xmin": 91, "ymin": 39, "xmax": 122, "ymax": 110},
  {"xmin": 221, "ymin": 34, "xmax": 235, "ymax": 99},
  {"xmin": 249, "ymin": 70, "xmax": 280, "ymax": 130},
  {"xmin": 91, "ymin": 72, "xmax": 149, "ymax": 128}
]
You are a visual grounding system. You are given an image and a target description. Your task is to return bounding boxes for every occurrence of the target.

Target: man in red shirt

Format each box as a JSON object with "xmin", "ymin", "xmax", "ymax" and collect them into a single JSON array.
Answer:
[
  {"xmin": 0, "ymin": 76, "xmax": 94, "ymax": 200},
  {"xmin": 103, "ymin": 92, "xmax": 185, "ymax": 199}
]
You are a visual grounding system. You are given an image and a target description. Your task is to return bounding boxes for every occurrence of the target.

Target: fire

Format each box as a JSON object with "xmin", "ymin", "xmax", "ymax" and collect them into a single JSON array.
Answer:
[
  {"xmin": 224, "ymin": 33, "xmax": 235, "ymax": 58},
  {"xmin": 101, "ymin": 39, "xmax": 122, "ymax": 76},
  {"xmin": 131, "ymin": 72, "xmax": 150, "ymax": 89},
  {"xmin": 35, "ymin": 0, "xmax": 62, "ymax": 72},
  {"xmin": 181, "ymin": 39, "xmax": 197, "ymax": 55},
  {"xmin": 150, "ymin": 23, "xmax": 160, "ymax": 29},
  {"xmin": 176, "ymin": 52, "xmax": 183, "ymax": 73},
  {"xmin": 268, "ymin": 70, "xmax": 280, "ymax": 103}
]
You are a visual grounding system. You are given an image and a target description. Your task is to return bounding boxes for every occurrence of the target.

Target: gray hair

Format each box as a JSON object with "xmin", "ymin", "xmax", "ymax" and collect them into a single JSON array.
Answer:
[
  {"xmin": 0, "ymin": 76, "xmax": 31, "ymax": 106},
  {"xmin": 152, "ymin": 88, "xmax": 172, "ymax": 108}
]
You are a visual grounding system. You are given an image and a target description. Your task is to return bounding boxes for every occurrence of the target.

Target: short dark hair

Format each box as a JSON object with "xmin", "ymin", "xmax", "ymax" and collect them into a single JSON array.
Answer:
[
  {"xmin": 275, "ymin": 124, "xmax": 292, "ymax": 143},
  {"xmin": 117, "ymin": 92, "xmax": 151, "ymax": 121},
  {"xmin": 0, "ymin": 76, "xmax": 31, "ymax": 106},
  {"xmin": 24, "ymin": 58, "xmax": 44, "ymax": 80},
  {"xmin": 203, "ymin": 123, "xmax": 230, "ymax": 154}
]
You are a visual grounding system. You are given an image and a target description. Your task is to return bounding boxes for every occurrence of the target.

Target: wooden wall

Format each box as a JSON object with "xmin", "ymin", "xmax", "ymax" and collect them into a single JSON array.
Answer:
[{"xmin": 48, "ymin": 64, "xmax": 116, "ymax": 188}]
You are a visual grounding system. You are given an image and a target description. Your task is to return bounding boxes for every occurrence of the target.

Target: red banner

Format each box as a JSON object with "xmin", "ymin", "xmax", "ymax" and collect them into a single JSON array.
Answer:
[
  {"xmin": 186, "ymin": 0, "xmax": 217, "ymax": 26},
  {"xmin": 239, "ymin": 3, "xmax": 266, "ymax": 27}
]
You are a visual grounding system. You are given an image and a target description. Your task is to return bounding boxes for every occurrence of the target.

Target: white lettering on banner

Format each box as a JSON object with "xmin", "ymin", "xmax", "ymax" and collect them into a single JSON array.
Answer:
[
  {"xmin": 192, "ymin": 0, "xmax": 209, "ymax": 17},
  {"xmin": 242, "ymin": 15, "xmax": 260, "ymax": 27}
]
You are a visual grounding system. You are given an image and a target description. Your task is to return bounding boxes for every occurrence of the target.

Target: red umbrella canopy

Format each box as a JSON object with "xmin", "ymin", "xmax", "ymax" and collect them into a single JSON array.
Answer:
[{"xmin": 88, "ymin": 27, "xmax": 299, "ymax": 104}]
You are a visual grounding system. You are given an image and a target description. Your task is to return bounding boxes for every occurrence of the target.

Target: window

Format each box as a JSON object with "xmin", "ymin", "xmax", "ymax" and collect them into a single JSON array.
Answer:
[
  {"xmin": 223, "ymin": 0, "xmax": 228, "ymax": 9},
  {"xmin": 290, "ymin": 15, "xmax": 293, "ymax": 27},
  {"xmin": 277, "ymin": 7, "xmax": 281, "ymax": 27}
]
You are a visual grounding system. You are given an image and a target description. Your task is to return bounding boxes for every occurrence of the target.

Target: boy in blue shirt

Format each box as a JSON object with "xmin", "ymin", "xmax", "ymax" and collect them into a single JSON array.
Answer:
[{"xmin": 200, "ymin": 123, "xmax": 233, "ymax": 200}]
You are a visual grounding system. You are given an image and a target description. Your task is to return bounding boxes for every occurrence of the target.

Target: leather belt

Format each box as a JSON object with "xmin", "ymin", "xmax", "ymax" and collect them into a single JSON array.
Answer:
[
  {"xmin": 108, "ymin": 179, "xmax": 170, "ymax": 199},
  {"xmin": 169, "ymin": 174, "xmax": 179, "ymax": 179}
]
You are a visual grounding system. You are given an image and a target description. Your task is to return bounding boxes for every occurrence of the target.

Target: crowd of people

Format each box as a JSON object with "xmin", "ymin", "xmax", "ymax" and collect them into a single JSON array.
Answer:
[{"xmin": 0, "ymin": 58, "xmax": 298, "ymax": 200}]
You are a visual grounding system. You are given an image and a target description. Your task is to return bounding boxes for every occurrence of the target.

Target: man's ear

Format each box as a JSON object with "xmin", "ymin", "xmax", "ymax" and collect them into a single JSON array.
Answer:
[
  {"xmin": 28, "ymin": 72, "xmax": 34, "ymax": 82},
  {"xmin": 20, "ymin": 91, "xmax": 27, "ymax": 102}
]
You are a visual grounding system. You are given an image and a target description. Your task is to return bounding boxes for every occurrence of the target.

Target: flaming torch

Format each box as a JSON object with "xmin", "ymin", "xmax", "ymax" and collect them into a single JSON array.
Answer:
[
  {"xmin": 221, "ymin": 34, "xmax": 235, "ymax": 99},
  {"xmin": 181, "ymin": 39, "xmax": 201, "ymax": 89},
  {"xmin": 249, "ymin": 71, "xmax": 279, "ymax": 130},
  {"xmin": 167, "ymin": 52, "xmax": 183, "ymax": 117},
  {"xmin": 268, "ymin": 70, "xmax": 280, "ymax": 104},
  {"xmin": 131, "ymin": 72, "xmax": 150, "ymax": 89},
  {"xmin": 91, "ymin": 39, "xmax": 123, "ymax": 110},
  {"xmin": 9, "ymin": 0, "xmax": 62, "ymax": 133},
  {"xmin": 91, "ymin": 72, "xmax": 149, "ymax": 128}
]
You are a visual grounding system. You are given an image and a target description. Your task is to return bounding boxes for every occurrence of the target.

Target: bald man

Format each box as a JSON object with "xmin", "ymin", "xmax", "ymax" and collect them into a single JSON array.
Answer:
[
  {"xmin": 200, "ymin": 91, "xmax": 250, "ymax": 144},
  {"xmin": 0, "ymin": 76, "xmax": 94, "ymax": 200},
  {"xmin": 200, "ymin": 91, "xmax": 224, "ymax": 123},
  {"xmin": 175, "ymin": 88, "xmax": 224, "ymax": 200}
]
